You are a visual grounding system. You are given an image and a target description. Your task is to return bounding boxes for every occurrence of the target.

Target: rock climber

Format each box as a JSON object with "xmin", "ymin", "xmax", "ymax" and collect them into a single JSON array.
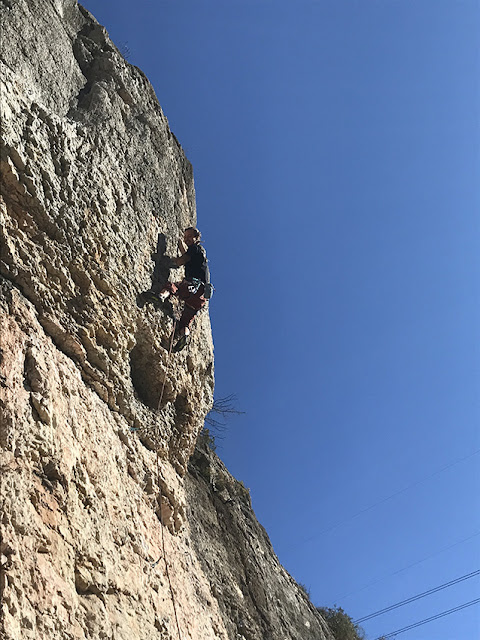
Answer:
[{"xmin": 143, "ymin": 227, "xmax": 211, "ymax": 351}]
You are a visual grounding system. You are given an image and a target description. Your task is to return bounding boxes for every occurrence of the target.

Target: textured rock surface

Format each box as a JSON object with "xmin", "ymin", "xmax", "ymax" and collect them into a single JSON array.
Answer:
[
  {"xmin": 0, "ymin": 1, "xmax": 333, "ymax": 638},
  {"xmin": 0, "ymin": 0, "xmax": 213, "ymax": 475},
  {"xmin": 187, "ymin": 442, "xmax": 334, "ymax": 640}
]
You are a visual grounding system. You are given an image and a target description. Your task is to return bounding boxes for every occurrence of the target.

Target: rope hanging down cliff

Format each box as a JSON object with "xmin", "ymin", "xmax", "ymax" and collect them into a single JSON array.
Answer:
[
  {"xmin": 140, "ymin": 319, "xmax": 183, "ymax": 640},
  {"xmin": 129, "ymin": 313, "xmax": 183, "ymax": 639},
  {"xmin": 154, "ymin": 323, "xmax": 183, "ymax": 640}
]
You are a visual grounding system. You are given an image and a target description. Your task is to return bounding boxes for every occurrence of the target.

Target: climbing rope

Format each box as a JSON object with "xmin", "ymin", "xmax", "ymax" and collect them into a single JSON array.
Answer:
[
  {"xmin": 152, "ymin": 318, "xmax": 183, "ymax": 640},
  {"xmin": 156, "ymin": 318, "xmax": 176, "ymax": 414},
  {"xmin": 155, "ymin": 446, "xmax": 183, "ymax": 640}
]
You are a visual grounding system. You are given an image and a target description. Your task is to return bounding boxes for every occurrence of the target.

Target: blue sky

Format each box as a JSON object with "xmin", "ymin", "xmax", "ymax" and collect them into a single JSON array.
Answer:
[{"xmin": 81, "ymin": 2, "xmax": 480, "ymax": 638}]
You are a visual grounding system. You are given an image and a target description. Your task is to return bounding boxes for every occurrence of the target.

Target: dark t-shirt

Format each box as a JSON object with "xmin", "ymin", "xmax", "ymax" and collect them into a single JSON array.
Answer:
[{"xmin": 185, "ymin": 243, "xmax": 209, "ymax": 283}]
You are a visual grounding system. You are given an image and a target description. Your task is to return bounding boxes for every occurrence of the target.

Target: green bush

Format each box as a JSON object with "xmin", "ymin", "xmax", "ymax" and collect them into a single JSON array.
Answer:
[
  {"xmin": 297, "ymin": 582, "xmax": 312, "ymax": 599},
  {"xmin": 316, "ymin": 606, "xmax": 365, "ymax": 640}
]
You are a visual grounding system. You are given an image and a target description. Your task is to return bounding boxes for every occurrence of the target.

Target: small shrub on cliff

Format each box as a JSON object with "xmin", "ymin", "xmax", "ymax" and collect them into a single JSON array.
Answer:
[
  {"xmin": 205, "ymin": 394, "xmax": 244, "ymax": 430},
  {"xmin": 202, "ymin": 394, "xmax": 244, "ymax": 450},
  {"xmin": 117, "ymin": 40, "xmax": 131, "ymax": 59},
  {"xmin": 297, "ymin": 582, "xmax": 312, "ymax": 599},
  {"xmin": 316, "ymin": 605, "xmax": 366, "ymax": 640},
  {"xmin": 198, "ymin": 427, "xmax": 217, "ymax": 452}
]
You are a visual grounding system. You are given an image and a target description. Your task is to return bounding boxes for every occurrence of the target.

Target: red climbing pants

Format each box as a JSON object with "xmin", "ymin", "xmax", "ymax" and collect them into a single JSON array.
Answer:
[{"xmin": 161, "ymin": 279, "xmax": 206, "ymax": 330}]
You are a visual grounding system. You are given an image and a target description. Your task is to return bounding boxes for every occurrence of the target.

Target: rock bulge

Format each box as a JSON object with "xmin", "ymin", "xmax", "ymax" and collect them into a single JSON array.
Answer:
[{"xmin": 1, "ymin": 2, "xmax": 332, "ymax": 638}]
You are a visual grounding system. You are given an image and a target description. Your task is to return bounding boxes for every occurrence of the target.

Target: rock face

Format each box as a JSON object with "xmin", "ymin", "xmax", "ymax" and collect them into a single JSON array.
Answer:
[{"xmin": 0, "ymin": 2, "xmax": 333, "ymax": 639}]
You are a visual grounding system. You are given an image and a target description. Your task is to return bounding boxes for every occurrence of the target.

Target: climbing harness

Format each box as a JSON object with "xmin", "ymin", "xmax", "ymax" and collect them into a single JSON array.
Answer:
[
  {"xmin": 187, "ymin": 278, "xmax": 202, "ymax": 294},
  {"xmin": 190, "ymin": 276, "xmax": 214, "ymax": 300}
]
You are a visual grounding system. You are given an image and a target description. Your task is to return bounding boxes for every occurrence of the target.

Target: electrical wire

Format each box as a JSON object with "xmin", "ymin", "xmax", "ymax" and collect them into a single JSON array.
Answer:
[
  {"xmin": 354, "ymin": 569, "xmax": 480, "ymax": 623},
  {"xmin": 284, "ymin": 448, "xmax": 480, "ymax": 553},
  {"xmin": 374, "ymin": 598, "xmax": 480, "ymax": 639},
  {"xmin": 333, "ymin": 529, "xmax": 480, "ymax": 602}
]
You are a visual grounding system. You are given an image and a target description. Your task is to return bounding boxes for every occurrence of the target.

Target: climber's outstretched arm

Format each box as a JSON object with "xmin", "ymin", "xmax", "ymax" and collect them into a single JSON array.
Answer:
[
  {"xmin": 170, "ymin": 236, "xmax": 191, "ymax": 267},
  {"xmin": 178, "ymin": 237, "xmax": 187, "ymax": 254},
  {"xmin": 172, "ymin": 252, "xmax": 190, "ymax": 267}
]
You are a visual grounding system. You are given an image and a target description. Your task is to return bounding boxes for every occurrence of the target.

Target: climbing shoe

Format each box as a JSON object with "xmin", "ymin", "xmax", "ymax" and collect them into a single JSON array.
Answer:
[
  {"xmin": 140, "ymin": 290, "xmax": 161, "ymax": 305},
  {"xmin": 140, "ymin": 290, "xmax": 174, "ymax": 315},
  {"xmin": 160, "ymin": 299, "xmax": 175, "ymax": 319},
  {"xmin": 173, "ymin": 334, "xmax": 189, "ymax": 352}
]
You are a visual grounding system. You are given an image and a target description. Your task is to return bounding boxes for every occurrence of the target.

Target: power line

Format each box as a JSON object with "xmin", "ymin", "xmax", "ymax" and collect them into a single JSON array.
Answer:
[
  {"xmin": 285, "ymin": 447, "xmax": 480, "ymax": 553},
  {"xmin": 374, "ymin": 598, "xmax": 480, "ymax": 639},
  {"xmin": 334, "ymin": 530, "xmax": 480, "ymax": 601},
  {"xmin": 354, "ymin": 569, "xmax": 480, "ymax": 623}
]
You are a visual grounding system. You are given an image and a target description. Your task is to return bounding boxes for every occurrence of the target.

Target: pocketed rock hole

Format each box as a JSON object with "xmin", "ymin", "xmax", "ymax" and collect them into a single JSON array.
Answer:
[{"xmin": 129, "ymin": 338, "xmax": 173, "ymax": 410}]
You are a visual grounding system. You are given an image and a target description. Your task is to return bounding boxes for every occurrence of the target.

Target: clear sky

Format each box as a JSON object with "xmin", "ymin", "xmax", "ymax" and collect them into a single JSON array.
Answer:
[{"xmin": 81, "ymin": 2, "xmax": 480, "ymax": 638}]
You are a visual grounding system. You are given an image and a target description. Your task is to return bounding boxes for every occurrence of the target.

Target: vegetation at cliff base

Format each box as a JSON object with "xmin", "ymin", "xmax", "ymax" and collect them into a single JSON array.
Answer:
[{"xmin": 316, "ymin": 605, "xmax": 367, "ymax": 640}]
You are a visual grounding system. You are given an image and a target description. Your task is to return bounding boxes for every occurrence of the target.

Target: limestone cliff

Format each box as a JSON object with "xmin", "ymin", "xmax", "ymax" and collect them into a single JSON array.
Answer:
[{"xmin": 0, "ymin": 2, "xmax": 333, "ymax": 638}]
